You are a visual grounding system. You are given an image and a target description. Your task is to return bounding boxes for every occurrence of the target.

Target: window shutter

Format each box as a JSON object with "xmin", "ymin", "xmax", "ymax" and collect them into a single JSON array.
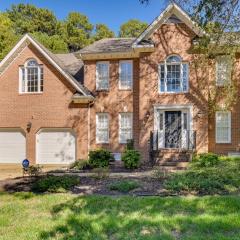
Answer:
[
  {"xmin": 159, "ymin": 64, "xmax": 165, "ymax": 92},
  {"xmin": 182, "ymin": 63, "xmax": 188, "ymax": 91}
]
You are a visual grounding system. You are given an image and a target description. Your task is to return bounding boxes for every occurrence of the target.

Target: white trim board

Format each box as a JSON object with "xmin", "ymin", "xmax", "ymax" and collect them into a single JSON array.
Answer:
[{"xmin": 133, "ymin": 3, "xmax": 205, "ymax": 47}]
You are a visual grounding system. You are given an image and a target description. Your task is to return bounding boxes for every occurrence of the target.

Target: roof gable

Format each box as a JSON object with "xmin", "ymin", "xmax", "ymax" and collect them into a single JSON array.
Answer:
[
  {"xmin": 133, "ymin": 3, "xmax": 204, "ymax": 47},
  {"xmin": 0, "ymin": 34, "xmax": 91, "ymax": 96}
]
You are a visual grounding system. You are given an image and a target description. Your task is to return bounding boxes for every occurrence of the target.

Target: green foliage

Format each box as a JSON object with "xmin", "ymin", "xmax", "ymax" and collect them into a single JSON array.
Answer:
[
  {"xmin": 191, "ymin": 152, "xmax": 220, "ymax": 168},
  {"xmin": 32, "ymin": 175, "xmax": 80, "ymax": 193},
  {"xmin": 122, "ymin": 149, "xmax": 140, "ymax": 169},
  {"xmin": 7, "ymin": 4, "xmax": 59, "ymax": 35},
  {"xmin": 0, "ymin": 13, "xmax": 19, "ymax": 60},
  {"xmin": 92, "ymin": 24, "xmax": 115, "ymax": 41},
  {"xmin": 88, "ymin": 149, "xmax": 113, "ymax": 168},
  {"xmin": 119, "ymin": 19, "xmax": 148, "ymax": 38},
  {"xmin": 69, "ymin": 159, "xmax": 90, "ymax": 170},
  {"xmin": 31, "ymin": 32, "xmax": 68, "ymax": 53},
  {"xmin": 63, "ymin": 12, "xmax": 93, "ymax": 51},
  {"xmin": 126, "ymin": 139, "xmax": 134, "ymax": 150},
  {"xmin": 164, "ymin": 157, "xmax": 240, "ymax": 194},
  {"xmin": 92, "ymin": 167, "xmax": 110, "ymax": 179},
  {"xmin": 28, "ymin": 165, "xmax": 42, "ymax": 177},
  {"xmin": 109, "ymin": 180, "xmax": 139, "ymax": 193}
]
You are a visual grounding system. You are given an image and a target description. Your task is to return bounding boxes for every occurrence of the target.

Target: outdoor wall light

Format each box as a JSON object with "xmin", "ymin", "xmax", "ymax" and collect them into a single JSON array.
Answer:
[{"xmin": 26, "ymin": 122, "xmax": 32, "ymax": 132}]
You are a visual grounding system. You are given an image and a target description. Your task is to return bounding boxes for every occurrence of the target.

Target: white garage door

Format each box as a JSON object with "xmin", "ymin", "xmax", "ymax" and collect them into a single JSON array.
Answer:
[
  {"xmin": 0, "ymin": 129, "xmax": 26, "ymax": 163},
  {"xmin": 37, "ymin": 129, "xmax": 76, "ymax": 164}
]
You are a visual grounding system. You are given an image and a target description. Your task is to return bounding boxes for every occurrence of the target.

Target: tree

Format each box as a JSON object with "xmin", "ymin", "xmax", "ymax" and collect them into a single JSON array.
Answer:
[
  {"xmin": 92, "ymin": 24, "xmax": 115, "ymax": 41},
  {"xmin": 31, "ymin": 32, "xmax": 68, "ymax": 53},
  {"xmin": 62, "ymin": 12, "xmax": 93, "ymax": 52},
  {"xmin": 119, "ymin": 19, "xmax": 148, "ymax": 38},
  {"xmin": 0, "ymin": 13, "xmax": 19, "ymax": 60},
  {"xmin": 7, "ymin": 4, "xmax": 59, "ymax": 35}
]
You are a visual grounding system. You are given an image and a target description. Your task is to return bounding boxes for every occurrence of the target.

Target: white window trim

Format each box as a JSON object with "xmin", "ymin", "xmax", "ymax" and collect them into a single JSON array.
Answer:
[
  {"xmin": 119, "ymin": 60, "xmax": 133, "ymax": 90},
  {"xmin": 215, "ymin": 111, "xmax": 231, "ymax": 144},
  {"xmin": 96, "ymin": 113, "xmax": 109, "ymax": 144},
  {"xmin": 158, "ymin": 56, "xmax": 189, "ymax": 94},
  {"xmin": 19, "ymin": 59, "xmax": 43, "ymax": 94},
  {"xmin": 96, "ymin": 61, "xmax": 109, "ymax": 91},
  {"xmin": 216, "ymin": 56, "xmax": 232, "ymax": 86},
  {"xmin": 119, "ymin": 112, "xmax": 133, "ymax": 144}
]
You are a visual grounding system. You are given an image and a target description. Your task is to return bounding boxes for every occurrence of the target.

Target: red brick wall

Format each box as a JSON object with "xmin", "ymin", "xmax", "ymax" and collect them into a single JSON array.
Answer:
[{"xmin": 0, "ymin": 43, "xmax": 89, "ymax": 164}]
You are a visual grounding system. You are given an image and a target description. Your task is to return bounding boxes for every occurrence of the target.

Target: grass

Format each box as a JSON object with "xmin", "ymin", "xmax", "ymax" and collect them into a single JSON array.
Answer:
[
  {"xmin": 0, "ymin": 193, "xmax": 240, "ymax": 239},
  {"xmin": 109, "ymin": 180, "xmax": 139, "ymax": 192}
]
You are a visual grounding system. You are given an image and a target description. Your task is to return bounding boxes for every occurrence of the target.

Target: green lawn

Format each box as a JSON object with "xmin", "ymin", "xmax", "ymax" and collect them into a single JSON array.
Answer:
[{"xmin": 0, "ymin": 193, "xmax": 240, "ymax": 240}]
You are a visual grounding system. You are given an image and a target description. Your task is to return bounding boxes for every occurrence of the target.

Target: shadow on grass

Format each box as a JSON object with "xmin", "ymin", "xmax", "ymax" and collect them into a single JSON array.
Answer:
[{"xmin": 39, "ymin": 195, "xmax": 240, "ymax": 240}]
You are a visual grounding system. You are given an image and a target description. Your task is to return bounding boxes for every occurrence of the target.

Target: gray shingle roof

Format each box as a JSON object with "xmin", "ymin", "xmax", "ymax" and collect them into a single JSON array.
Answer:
[{"xmin": 79, "ymin": 38, "xmax": 135, "ymax": 54}]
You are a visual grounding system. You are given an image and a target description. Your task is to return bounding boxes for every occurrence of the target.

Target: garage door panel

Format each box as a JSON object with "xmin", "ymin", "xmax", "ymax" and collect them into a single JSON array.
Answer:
[
  {"xmin": 37, "ymin": 130, "xmax": 76, "ymax": 164},
  {"xmin": 0, "ymin": 130, "xmax": 26, "ymax": 163}
]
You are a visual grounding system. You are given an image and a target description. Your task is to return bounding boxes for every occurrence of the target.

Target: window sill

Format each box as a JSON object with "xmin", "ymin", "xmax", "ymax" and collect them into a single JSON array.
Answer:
[
  {"xmin": 95, "ymin": 89, "xmax": 109, "ymax": 92},
  {"xmin": 158, "ymin": 91, "xmax": 189, "ymax": 95},
  {"xmin": 19, "ymin": 92, "xmax": 43, "ymax": 96},
  {"xmin": 96, "ymin": 142, "xmax": 109, "ymax": 145}
]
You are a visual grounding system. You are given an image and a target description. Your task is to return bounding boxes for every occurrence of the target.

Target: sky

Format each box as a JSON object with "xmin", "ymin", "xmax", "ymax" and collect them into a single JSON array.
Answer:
[{"xmin": 0, "ymin": 0, "xmax": 169, "ymax": 34}]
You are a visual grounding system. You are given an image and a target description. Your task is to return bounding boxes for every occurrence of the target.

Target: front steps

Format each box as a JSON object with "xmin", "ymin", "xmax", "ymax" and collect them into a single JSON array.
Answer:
[{"xmin": 151, "ymin": 149, "xmax": 194, "ymax": 171}]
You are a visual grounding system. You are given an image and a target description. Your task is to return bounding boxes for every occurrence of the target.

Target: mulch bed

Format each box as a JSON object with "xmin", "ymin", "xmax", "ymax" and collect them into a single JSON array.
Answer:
[{"xmin": 0, "ymin": 174, "xmax": 171, "ymax": 196}]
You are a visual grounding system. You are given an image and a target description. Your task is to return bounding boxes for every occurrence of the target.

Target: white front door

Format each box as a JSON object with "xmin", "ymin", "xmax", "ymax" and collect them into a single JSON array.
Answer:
[
  {"xmin": 36, "ymin": 129, "xmax": 76, "ymax": 164},
  {"xmin": 0, "ymin": 129, "xmax": 26, "ymax": 163}
]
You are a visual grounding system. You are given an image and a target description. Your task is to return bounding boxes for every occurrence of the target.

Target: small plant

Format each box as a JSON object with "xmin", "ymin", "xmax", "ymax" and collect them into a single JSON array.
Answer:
[
  {"xmin": 92, "ymin": 167, "xmax": 110, "ymax": 179},
  {"xmin": 109, "ymin": 180, "xmax": 140, "ymax": 193},
  {"xmin": 122, "ymin": 149, "xmax": 140, "ymax": 169},
  {"xmin": 28, "ymin": 165, "xmax": 42, "ymax": 177},
  {"xmin": 192, "ymin": 153, "xmax": 220, "ymax": 168},
  {"xmin": 31, "ymin": 175, "xmax": 80, "ymax": 193},
  {"xmin": 89, "ymin": 149, "xmax": 113, "ymax": 168},
  {"xmin": 152, "ymin": 167, "xmax": 169, "ymax": 180},
  {"xmin": 70, "ymin": 159, "xmax": 90, "ymax": 170}
]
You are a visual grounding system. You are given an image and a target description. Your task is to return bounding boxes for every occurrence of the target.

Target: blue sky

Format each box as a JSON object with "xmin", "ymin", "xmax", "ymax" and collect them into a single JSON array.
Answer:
[{"xmin": 0, "ymin": 0, "xmax": 169, "ymax": 33}]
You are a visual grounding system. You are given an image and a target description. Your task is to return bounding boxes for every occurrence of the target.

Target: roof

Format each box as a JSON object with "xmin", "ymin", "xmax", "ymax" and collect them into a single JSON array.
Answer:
[
  {"xmin": 79, "ymin": 38, "xmax": 135, "ymax": 54},
  {"xmin": 0, "ymin": 34, "xmax": 92, "ymax": 97}
]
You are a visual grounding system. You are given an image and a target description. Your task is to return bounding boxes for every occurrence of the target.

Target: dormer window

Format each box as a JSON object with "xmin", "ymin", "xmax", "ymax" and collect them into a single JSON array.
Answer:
[
  {"xmin": 19, "ymin": 59, "xmax": 43, "ymax": 93},
  {"xmin": 159, "ymin": 55, "xmax": 188, "ymax": 93}
]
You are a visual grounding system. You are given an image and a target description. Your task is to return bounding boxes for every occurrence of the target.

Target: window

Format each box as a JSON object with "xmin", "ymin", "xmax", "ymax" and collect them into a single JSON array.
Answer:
[
  {"xmin": 96, "ymin": 62, "xmax": 109, "ymax": 90},
  {"xmin": 119, "ymin": 113, "xmax": 133, "ymax": 143},
  {"xmin": 216, "ymin": 111, "xmax": 231, "ymax": 143},
  {"xmin": 19, "ymin": 59, "xmax": 43, "ymax": 93},
  {"xmin": 119, "ymin": 61, "xmax": 133, "ymax": 89},
  {"xmin": 159, "ymin": 55, "xmax": 188, "ymax": 93},
  {"xmin": 96, "ymin": 113, "xmax": 109, "ymax": 143},
  {"xmin": 216, "ymin": 56, "xmax": 231, "ymax": 86}
]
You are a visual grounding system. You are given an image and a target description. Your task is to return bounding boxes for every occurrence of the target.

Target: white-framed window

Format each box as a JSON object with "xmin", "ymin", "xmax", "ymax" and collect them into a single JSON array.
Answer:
[
  {"xmin": 216, "ymin": 56, "xmax": 232, "ymax": 86},
  {"xmin": 96, "ymin": 113, "xmax": 109, "ymax": 143},
  {"xmin": 19, "ymin": 59, "xmax": 43, "ymax": 93},
  {"xmin": 96, "ymin": 61, "xmax": 109, "ymax": 90},
  {"xmin": 159, "ymin": 55, "xmax": 188, "ymax": 93},
  {"xmin": 216, "ymin": 111, "xmax": 231, "ymax": 143},
  {"xmin": 119, "ymin": 113, "xmax": 133, "ymax": 143},
  {"xmin": 119, "ymin": 60, "xmax": 133, "ymax": 90}
]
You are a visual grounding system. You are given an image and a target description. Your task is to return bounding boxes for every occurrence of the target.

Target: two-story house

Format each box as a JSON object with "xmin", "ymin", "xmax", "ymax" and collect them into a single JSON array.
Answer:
[{"xmin": 0, "ymin": 3, "xmax": 239, "ymax": 166}]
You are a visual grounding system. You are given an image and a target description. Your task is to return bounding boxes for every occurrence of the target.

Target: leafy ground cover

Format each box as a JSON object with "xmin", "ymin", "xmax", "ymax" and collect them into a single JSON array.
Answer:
[{"xmin": 0, "ymin": 193, "xmax": 240, "ymax": 240}]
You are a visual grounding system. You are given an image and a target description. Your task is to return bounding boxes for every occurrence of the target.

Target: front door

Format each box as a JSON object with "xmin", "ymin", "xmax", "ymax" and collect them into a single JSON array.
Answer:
[{"xmin": 165, "ymin": 111, "xmax": 181, "ymax": 148}]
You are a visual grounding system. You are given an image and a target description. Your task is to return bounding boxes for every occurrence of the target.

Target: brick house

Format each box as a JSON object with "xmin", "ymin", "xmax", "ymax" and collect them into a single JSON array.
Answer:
[{"xmin": 0, "ymin": 3, "xmax": 239, "ymax": 166}]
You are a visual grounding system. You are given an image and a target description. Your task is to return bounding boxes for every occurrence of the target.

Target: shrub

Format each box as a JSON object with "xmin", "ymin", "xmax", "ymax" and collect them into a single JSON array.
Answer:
[
  {"xmin": 126, "ymin": 139, "xmax": 134, "ymax": 150},
  {"xmin": 28, "ymin": 165, "xmax": 42, "ymax": 176},
  {"xmin": 109, "ymin": 180, "xmax": 139, "ymax": 193},
  {"xmin": 164, "ymin": 157, "xmax": 240, "ymax": 195},
  {"xmin": 70, "ymin": 159, "xmax": 90, "ymax": 170},
  {"xmin": 122, "ymin": 149, "xmax": 140, "ymax": 169},
  {"xmin": 192, "ymin": 153, "xmax": 220, "ymax": 168},
  {"xmin": 31, "ymin": 175, "xmax": 80, "ymax": 193},
  {"xmin": 92, "ymin": 167, "xmax": 110, "ymax": 179},
  {"xmin": 88, "ymin": 149, "xmax": 113, "ymax": 168}
]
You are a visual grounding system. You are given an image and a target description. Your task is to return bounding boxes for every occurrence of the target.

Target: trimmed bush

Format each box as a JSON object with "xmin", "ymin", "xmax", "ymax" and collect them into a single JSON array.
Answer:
[
  {"xmin": 122, "ymin": 149, "xmax": 140, "ymax": 169},
  {"xmin": 192, "ymin": 152, "xmax": 220, "ymax": 168},
  {"xmin": 31, "ymin": 175, "xmax": 80, "ymax": 193},
  {"xmin": 89, "ymin": 149, "xmax": 113, "ymax": 168},
  {"xmin": 109, "ymin": 180, "xmax": 139, "ymax": 193}
]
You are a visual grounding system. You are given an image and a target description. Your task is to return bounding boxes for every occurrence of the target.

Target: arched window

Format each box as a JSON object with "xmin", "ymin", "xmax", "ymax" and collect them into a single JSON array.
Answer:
[
  {"xmin": 159, "ymin": 55, "xmax": 188, "ymax": 93},
  {"xmin": 19, "ymin": 59, "xmax": 43, "ymax": 93}
]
